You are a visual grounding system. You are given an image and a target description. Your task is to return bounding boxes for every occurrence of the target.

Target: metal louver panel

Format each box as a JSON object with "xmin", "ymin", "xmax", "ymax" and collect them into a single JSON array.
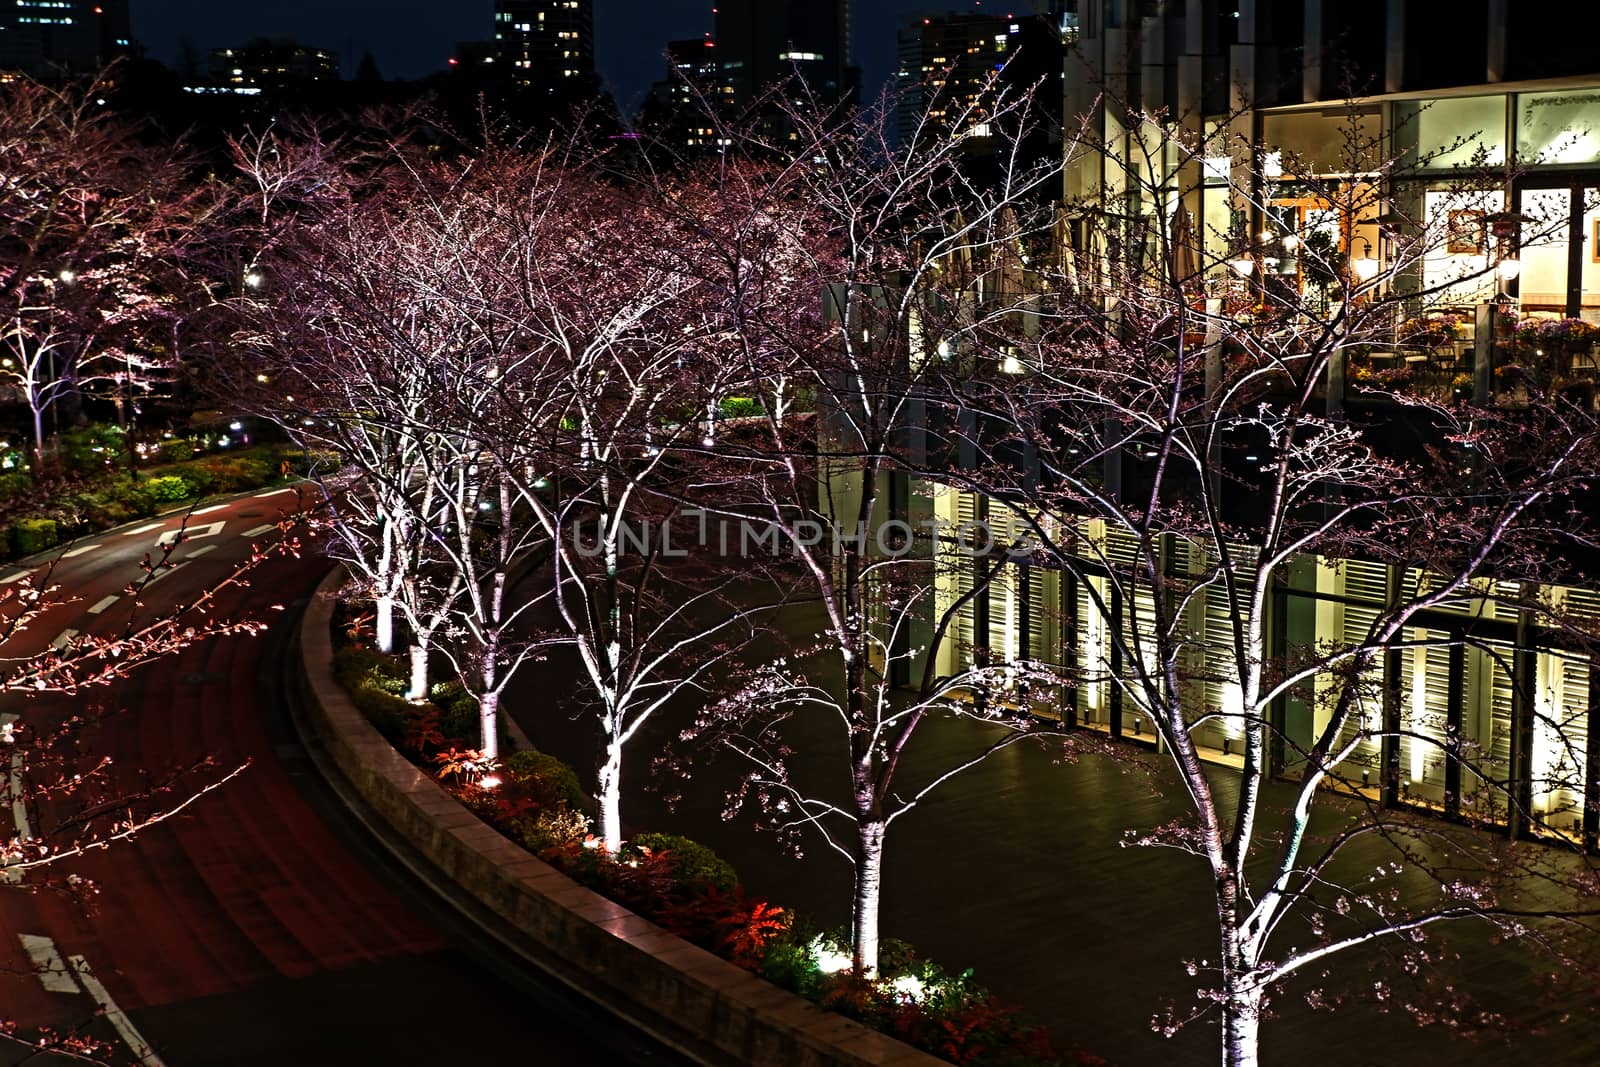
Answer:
[
  {"xmin": 1200, "ymin": 545, "xmax": 1259, "ymax": 750},
  {"xmin": 1334, "ymin": 560, "xmax": 1388, "ymax": 778},
  {"xmin": 1399, "ymin": 628, "xmax": 1453, "ymax": 803}
]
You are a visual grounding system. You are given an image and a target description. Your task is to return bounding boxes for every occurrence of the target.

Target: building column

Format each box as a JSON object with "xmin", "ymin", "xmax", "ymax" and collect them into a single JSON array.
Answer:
[
  {"xmin": 1384, "ymin": 0, "xmax": 1406, "ymax": 93},
  {"xmin": 1302, "ymin": 0, "xmax": 1324, "ymax": 102},
  {"xmin": 1486, "ymin": 0, "xmax": 1508, "ymax": 82}
]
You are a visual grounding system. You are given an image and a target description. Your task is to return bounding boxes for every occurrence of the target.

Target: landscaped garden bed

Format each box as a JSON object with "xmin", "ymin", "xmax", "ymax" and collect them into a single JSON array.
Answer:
[
  {"xmin": 330, "ymin": 635, "xmax": 1104, "ymax": 1067},
  {"xmin": 0, "ymin": 424, "xmax": 320, "ymax": 560}
]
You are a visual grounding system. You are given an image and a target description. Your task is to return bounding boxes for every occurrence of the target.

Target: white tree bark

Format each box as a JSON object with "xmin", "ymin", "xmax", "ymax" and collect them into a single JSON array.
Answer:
[
  {"xmin": 407, "ymin": 640, "xmax": 429, "ymax": 702},
  {"xmin": 597, "ymin": 738, "xmax": 624, "ymax": 853},
  {"xmin": 852, "ymin": 819, "xmax": 885, "ymax": 975},
  {"xmin": 373, "ymin": 594, "xmax": 395, "ymax": 654},
  {"xmin": 478, "ymin": 649, "xmax": 500, "ymax": 760},
  {"xmin": 1220, "ymin": 981, "xmax": 1262, "ymax": 1067}
]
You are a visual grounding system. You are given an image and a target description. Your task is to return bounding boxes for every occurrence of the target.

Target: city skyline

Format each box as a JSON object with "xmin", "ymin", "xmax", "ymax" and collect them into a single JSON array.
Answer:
[{"xmin": 128, "ymin": 0, "xmax": 1024, "ymax": 113}]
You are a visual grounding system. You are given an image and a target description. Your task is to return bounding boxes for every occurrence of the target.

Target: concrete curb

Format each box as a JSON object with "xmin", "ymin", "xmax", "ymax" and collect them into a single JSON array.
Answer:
[{"xmin": 296, "ymin": 567, "xmax": 943, "ymax": 1067}]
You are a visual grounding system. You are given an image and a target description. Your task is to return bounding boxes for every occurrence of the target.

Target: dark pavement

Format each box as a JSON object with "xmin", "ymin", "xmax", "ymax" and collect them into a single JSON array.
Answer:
[
  {"xmin": 0, "ymin": 490, "xmax": 673, "ymax": 1066},
  {"xmin": 507, "ymin": 581, "xmax": 1600, "ymax": 1067}
]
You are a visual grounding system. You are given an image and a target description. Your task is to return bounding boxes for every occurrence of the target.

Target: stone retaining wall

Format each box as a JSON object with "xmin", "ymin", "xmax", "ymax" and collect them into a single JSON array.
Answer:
[{"xmin": 296, "ymin": 568, "xmax": 942, "ymax": 1067}]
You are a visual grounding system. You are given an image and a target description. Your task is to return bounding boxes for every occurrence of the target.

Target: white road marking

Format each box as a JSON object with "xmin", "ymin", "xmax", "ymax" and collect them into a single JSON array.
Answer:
[
  {"xmin": 144, "ymin": 562, "xmax": 186, "ymax": 587},
  {"xmin": 0, "ymin": 571, "xmax": 28, "ymax": 584},
  {"xmin": 18, "ymin": 935, "xmax": 77, "ymax": 994},
  {"xmin": 70, "ymin": 955, "xmax": 168, "ymax": 1066},
  {"xmin": 49, "ymin": 628, "xmax": 78, "ymax": 651},
  {"xmin": 240, "ymin": 523, "xmax": 276, "ymax": 538},
  {"xmin": 252, "ymin": 486, "xmax": 293, "ymax": 498},
  {"xmin": 190, "ymin": 503, "xmax": 230, "ymax": 516},
  {"xmin": 157, "ymin": 521, "xmax": 225, "ymax": 547},
  {"xmin": 187, "ymin": 545, "xmax": 218, "ymax": 559},
  {"xmin": 60, "ymin": 543, "xmax": 102, "ymax": 559},
  {"xmin": 7, "ymin": 746, "xmax": 31, "ymax": 885},
  {"xmin": 121, "ymin": 522, "xmax": 164, "ymax": 537},
  {"xmin": 87, "ymin": 595, "xmax": 120, "ymax": 615}
]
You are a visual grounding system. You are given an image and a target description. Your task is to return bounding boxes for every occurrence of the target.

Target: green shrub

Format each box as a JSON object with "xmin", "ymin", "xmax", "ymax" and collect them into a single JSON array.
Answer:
[
  {"xmin": 631, "ymin": 832, "xmax": 738, "ymax": 892},
  {"xmin": 428, "ymin": 679, "xmax": 480, "ymax": 742},
  {"xmin": 502, "ymin": 749, "xmax": 588, "ymax": 811},
  {"xmin": 57, "ymin": 425, "xmax": 126, "ymax": 474},
  {"xmin": 156, "ymin": 438, "xmax": 195, "ymax": 463},
  {"xmin": 0, "ymin": 473, "xmax": 32, "ymax": 503},
  {"xmin": 185, "ymin": 456, "xmax": 271, "ymax": 493},
  {"xmin": 9, "ymin": 517, "xmax": 57, "ymax": 556},
  {"xmin": 759, "ymin": 936, "xmax": 825, "ymax": 998},
  {"xmin": 518, "ymin": 807, "xmax": 590, "ymax": 853},
  {"xmin": 144, "ymin": 475, "xmax": 192, "ymax": 503},
  {"xmin": 719, "ymin": 396, "xmax": 764, "ymax": 420},
  {"xmin": 332, "ymin": 646, "xmax": 413, "ymax": 742}
]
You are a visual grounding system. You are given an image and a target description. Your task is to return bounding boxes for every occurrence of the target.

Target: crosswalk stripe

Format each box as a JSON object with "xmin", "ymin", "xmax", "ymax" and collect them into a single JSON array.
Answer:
[
  {"xmin": 70, "ymin": 955, "xmax": 167, "ymax": 1066},
  {"xmin": 18, "ymin": 935, "xmax": 77, "ymax": 994}
]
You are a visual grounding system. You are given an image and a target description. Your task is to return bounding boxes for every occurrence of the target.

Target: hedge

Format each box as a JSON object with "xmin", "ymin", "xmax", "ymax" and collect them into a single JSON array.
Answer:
[{"xmin": 9, "ymin": 518, "xmax": 58, "ymax": 556}]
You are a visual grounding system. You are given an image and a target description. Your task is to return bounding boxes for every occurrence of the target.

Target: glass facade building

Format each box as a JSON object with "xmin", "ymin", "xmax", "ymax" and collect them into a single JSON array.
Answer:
[{"xmin": 910, "ymin": 479, "xmax": 1600, "ymax": 851}]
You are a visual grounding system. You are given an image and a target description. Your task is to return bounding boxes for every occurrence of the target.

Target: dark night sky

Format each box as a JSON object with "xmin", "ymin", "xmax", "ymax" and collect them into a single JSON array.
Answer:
[{"xmin": 130, "ymin": 1, "xmax": 1010, "ymax": 115}]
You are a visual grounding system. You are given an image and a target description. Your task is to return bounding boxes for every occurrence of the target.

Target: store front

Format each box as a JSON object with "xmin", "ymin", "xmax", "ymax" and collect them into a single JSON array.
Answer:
[{"xmin": 920, "ymin": 484, "xmax": 1600, "ymax": 852}]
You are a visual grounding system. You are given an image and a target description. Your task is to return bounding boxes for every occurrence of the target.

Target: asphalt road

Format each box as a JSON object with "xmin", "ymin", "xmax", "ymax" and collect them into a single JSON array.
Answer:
[{"xmin": 0, "ymin": 488, "xmax": 679, "ymax": 1066}]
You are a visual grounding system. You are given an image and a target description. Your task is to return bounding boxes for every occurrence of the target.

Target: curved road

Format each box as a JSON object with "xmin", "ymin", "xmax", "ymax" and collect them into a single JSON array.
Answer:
[{"xmin": 0, "ymin": 489, "xmax": 677, "ymax": 1066}]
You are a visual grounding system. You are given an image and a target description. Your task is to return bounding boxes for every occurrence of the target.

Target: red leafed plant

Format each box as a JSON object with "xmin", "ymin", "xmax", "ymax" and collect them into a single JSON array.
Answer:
[
  {"xmin": 432, "ymin": 747, "xmax": 492, "ymax": 786},
  {"xmin": 926, "ymin": 996, "xmax": 1060, "ymax": 1066},
  {"xmin": 718, "ymin": 899, "xmax": 790, "ymax": 968},
  {"xmin": 402, "ymin": 707, "xmax": 447, "ymax": 755}
]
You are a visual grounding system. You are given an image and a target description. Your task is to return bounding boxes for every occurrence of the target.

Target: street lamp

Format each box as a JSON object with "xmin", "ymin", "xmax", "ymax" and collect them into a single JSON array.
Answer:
[{"xmin": 1351, "ymin": 239, "xmax": 1380, "ymax": 283}]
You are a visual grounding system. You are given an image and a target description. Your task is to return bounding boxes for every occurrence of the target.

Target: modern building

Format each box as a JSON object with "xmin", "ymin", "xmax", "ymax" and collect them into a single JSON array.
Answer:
[
  {"xmin": 893, "ymin": 10, "xmax": 1063, "ymax": 163},
  {"xmin": 1065, "ymin": 0, "xmax": 1600, "ymax": 323},
  {"xmin": 639, "ymin": 37, "xmax": 728, "ymax": 153},
  {"xmin": 829, "ymin": 1, "xmax": 1600, "ymax": 856},
  {"xmin": 0, "ymin": 0, "xmax": 130, "ymax": 79},
  {"xmin": 206, "ymin": 39, "xmax": 339, "ymax": 95},
  {"xmin": 713, "ymin": 0, "xmax": 858, "ymax": 137},
  {"xmin": 494, "ymin": 0, "xmax": 596, "ymax": 99}
]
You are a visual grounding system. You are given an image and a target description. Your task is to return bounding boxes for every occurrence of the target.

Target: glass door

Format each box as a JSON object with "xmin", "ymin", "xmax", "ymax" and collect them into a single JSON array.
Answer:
[{"xmin": 1514, "ymin": 180, "xmax": 1600, "ymax": 321}]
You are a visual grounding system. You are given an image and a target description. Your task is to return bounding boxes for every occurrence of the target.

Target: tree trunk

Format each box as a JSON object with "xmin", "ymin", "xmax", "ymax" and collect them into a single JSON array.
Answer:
[
  {"xmin": 407, "ymin": 640, "xmax": 429, "ymax": 702},
  {"xmin": 1220, "ymin": 983, "xmax": 1262, "ymax": 1067},
  {"xmin": 374, "ymin": 595, "xmax": 395, "ymax": 653},
  {"xmin": 31, "ymin": 404, "xmax": 44, "ymax": 465},
  {"xmin": 1217, "ymin": 876, "xmax": 1263, "ymax": 1067},
  {"xmin": 851, "ymin": 819, "xmax": 885, "ymax": 975},
  {"xmin": 479, "ymin": 687, "xmax": 500, "ymax": 760},
  {"xmin": 597, "ymin": 738, "xmax": 623, "ymax": 853}
]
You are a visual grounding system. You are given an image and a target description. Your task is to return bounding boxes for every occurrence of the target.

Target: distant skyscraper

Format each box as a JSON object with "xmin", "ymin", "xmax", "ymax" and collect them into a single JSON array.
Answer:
[
  {"xmin": 207, "ymin": 40, "xmax": 340, "ymax": 94},
  {"xmin": 894, "ymin": 10, "xmax": 1063, "ymax": 165},
  {"xmin": 713, "ymin": 0, "xmax": 856, "ymax": 134},
  {"xmin": 0, "ymin": 0, "xmax": 130, "ymax": 79},
  {"xmin": 494, "ymin": 0, "xmax": 596, "ymax": 97},
  {"xmin": 640, "ymin": 37, "xmax": 727, "ymax": 153}
]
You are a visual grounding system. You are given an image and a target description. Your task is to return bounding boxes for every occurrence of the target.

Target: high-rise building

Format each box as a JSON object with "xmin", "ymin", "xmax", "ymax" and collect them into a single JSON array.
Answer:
[
  {"xmin": 893, "ymin": 11, "xmax": 1063, "ymax": 162},
  {"xmin": 0, "ymin": 0, "xmax": 130, "ymax": 79},
  {"xmin": 639, "ymin": 37, "xmax": 727, "ymax": 153},
  {"xmin": 494, "ymin": 0, "xmax": 596, "ymax": 98},
  {"xmin": 206, "ymin": 40, "xmax": 339, "ymax": 95},
  {"xmin": 713, "ymin": 0, "xmax": 857, "ymax": 135}
]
